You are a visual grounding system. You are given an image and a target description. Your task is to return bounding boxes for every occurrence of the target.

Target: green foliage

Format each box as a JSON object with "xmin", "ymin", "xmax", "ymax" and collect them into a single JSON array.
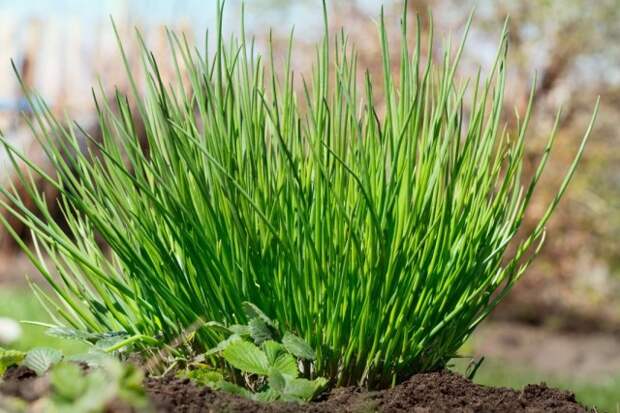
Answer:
[
  {"xmin": 44, "ymin": 325, "xmax": 156, "ymax": 355},
  {"xmin": 0, "ymin": 346, "xmax": 62, "ymax": 377},
  {"xmin": 1, "ymin": 331, "xmax": 140, "ymax": 379},
  {"xmin": 178, "ymin": 304, "xmax": 327, "ymax": 402},
  {"xmin": 282, "ymin": 377, "xmax": 328, "ymax": 402},
  {"xmin": 222, "ymin": 340, "xmax": 270, "ymax": 376},
  {"xmin": 282, "ymin": 333, "xmax": 316, "ymax": 360},
  {"xmin": 22, "ymin": 347, "xmax": 63, "ymax": 376},
  {"xmin": 0, "ymin": 348, "xmax": 25, "ymax": 375},
  {"xmin": 0, "ymin": 343, "xmax": 147, "ymax": 412},
  {"xmin": 0, "ymin": 0, "xmax": 598, "ymax": 388},
  {"xmin": 45, "ymin": 358, "xmax": 147, "ymax": 413},
  {"xmin": 46, "ymin": 326, "xmax": 127, "ymax": 344},
  {"xmin": 181, "ymin": 368, "xmax": 225, "ymax": 387}
]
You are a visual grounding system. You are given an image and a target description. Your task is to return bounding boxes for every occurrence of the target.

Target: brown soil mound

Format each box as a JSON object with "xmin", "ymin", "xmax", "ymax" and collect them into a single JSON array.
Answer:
[{"xmin": 1, "ymin": 366, "xmax": 590, "ymax": 412}]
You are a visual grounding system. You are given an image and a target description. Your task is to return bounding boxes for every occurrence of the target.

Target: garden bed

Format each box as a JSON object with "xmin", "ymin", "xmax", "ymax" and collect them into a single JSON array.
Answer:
[{"xmin": 1, "ymin": 366, "xmax": 589, "ymax": 412}]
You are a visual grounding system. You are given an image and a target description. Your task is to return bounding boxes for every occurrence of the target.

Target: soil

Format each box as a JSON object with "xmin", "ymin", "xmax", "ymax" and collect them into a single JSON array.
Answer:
[{"xmin": 1, "ymin": 366, "xmax": 590, "ymax": 413}]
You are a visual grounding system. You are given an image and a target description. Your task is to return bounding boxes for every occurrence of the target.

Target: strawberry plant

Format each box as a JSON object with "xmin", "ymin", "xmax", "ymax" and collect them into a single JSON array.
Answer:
[{"xmin": 178, "ymin": 302, "xmax": 327, "ymax": 402}]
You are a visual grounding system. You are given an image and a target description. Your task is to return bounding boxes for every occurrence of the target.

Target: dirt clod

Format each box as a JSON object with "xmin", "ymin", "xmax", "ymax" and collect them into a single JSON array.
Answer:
[{"xmin": 0, "ymin": 365, "xmax": 48, "ymax": 402}]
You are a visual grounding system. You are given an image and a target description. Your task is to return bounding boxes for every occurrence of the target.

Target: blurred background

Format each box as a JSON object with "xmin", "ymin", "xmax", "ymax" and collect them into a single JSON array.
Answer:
[{"xmin": 0, "ymin": 0, "xmax": 617, "ymax": 410}]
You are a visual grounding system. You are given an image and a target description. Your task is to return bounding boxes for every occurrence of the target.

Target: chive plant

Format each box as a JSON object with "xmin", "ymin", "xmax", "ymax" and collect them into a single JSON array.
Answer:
[{"xmin": 0, "ymin": 1, "xmax": 597, "ymax": 388}]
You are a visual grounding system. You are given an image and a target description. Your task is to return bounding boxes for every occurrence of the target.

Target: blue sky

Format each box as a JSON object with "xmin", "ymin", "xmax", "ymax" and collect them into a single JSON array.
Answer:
[
  {"xmin": 0, "ymin": 0, "xmax": 213, "ymax": 20},
  {"xmin": 0, "ymin": 1, "xmax": 391, "ymax": 33},
  {"xmin": 0, "ymin": 0, "xmax": 224, "ymax": 35}
]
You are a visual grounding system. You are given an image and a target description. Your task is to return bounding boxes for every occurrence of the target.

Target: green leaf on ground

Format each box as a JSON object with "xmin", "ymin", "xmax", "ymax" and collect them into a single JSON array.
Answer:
[
  {"xmin": 116, "ymin": 363, "xmax": 147, "ymax": 407},
  {"xmin": 268, "ymin": 368, "xmax": 286, "ymax": 392},
  {"xmin": 228, "ymin": 324, "xmax": 252, "ymax": 336},
  {"xmin": 249, "ymin": 318, "xmax": 273, "ymax": 345},
  {"xmin": 66, "ymin": 352, "xmax": 112, "ymax": 368},
  {"xmin": 272, "ymin": 353, "xmax": 299, "ymax": 379},
  {"xmin": 241, "ymin": 302, "xmax": 278, "ymax": 330},
  {"xmin": 177, "ymin": 367, "xmax": 224, "ymax": 387},
  {"xmin": 221, "ymin": 340, "xmax": 269, "ymax": 375},
  {"xmin": 23, "ymin": 347, "xmax": 63, "ymax": 376},
  {"xmin": 0, "ymin": 347, "xmax": 26, "ymax": 375},
  {"xmin": 49, "ymin": 362, "xmax": 86, "ymax": 400},
  {"xmin": 262, "ymin": 340, "xmax": 285, "ymax": 365},
  {"xmin": 253, "ymin": 388, "xmax": 280, "ymax": 402},
  {"xmin": 46, "ymin": 327, "xmax": 98, "ymax": 342},
  {"xmin": 94, "ymin": 335, "xmax": 130, "ymax": 352},
  {"xmin": 218, "ymin": 380, "xmax": 253, "ymax": 398},
  {"xmin": 205, "ymin": 334, "xmax": 242, "ymax": 356},
  {"xmin": 282, "ymin": 333, "xmax": 315, "ymax": 360},
  {"xmin": 283, "ymin": 377, "xmax": 328, "ymax": 401}
]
